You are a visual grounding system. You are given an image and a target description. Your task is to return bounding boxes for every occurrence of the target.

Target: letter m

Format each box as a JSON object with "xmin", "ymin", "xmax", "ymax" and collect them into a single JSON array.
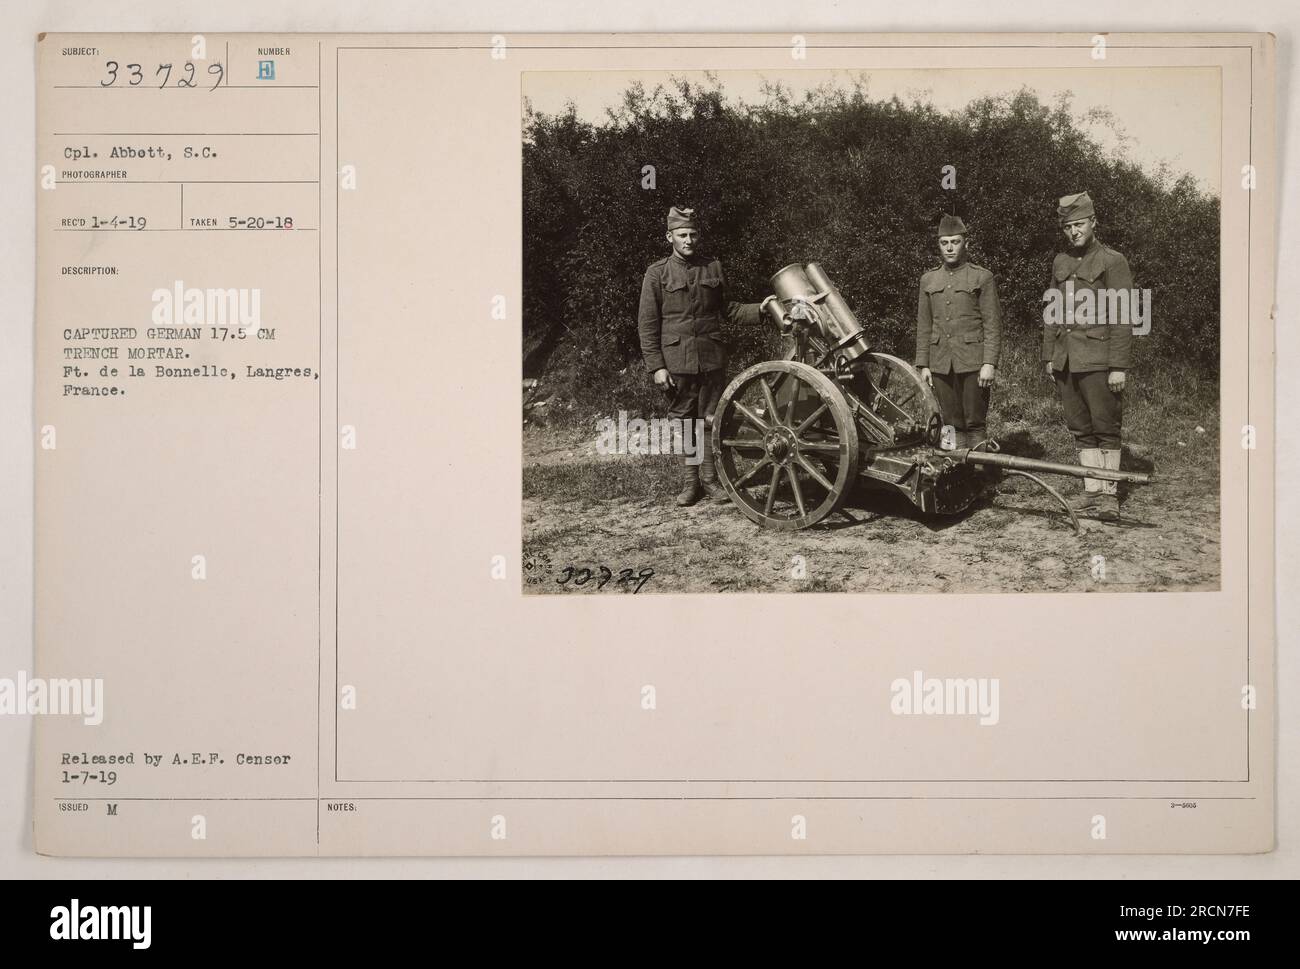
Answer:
[
  {"xmin": 1100, "ymin": 288, "xmax": 1130, "ymax": 326},
  {"xmin": 206, "ymin": 289, "xmax": 240, "ymax": 325},
  {"xmin": 50, "ymin": 678, "xmax": 81, "ymax": 713},
  {"xmin": 947, "ymin": 678, "xmax": 978, "ymax": 715},
  {"xmin": 102, "ymin": 906, "xmax": 130, "ymax": 939}
]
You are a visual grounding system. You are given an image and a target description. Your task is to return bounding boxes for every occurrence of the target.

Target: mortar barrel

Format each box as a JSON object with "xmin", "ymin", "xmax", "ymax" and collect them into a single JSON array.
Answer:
[
  {"xmin": 804, "ymin": 262, "xmax": 866, "ymax": 344},
  {"xmin": 769, "ymin": 263, "xmax": 817, "ymax": 301}
]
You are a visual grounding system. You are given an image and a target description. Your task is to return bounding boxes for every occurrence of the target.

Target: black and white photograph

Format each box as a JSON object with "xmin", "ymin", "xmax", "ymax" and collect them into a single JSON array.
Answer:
[{"xmin": 522, "ymin": 68, "xmax": 1222, "ymax": 593}]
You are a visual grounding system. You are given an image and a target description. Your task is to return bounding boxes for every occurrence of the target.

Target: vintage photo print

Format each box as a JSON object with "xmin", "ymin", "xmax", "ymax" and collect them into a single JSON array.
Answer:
[
  {"xmin": 31, "ymin": 33, "xmax": 1271, "ymax": 858},
  {"xmin": 522, "ymin": 68, "xmax": 1222, "ymax": 594}
]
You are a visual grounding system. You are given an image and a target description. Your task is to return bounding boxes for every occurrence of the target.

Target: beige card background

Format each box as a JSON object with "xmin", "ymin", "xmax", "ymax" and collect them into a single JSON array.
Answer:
[{"xmin": 5, "ymin": 8, "xmax": 1290, "ymax": 873}]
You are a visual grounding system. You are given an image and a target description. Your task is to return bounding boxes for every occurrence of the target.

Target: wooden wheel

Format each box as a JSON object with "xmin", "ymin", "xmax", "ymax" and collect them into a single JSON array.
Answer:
[
  {"xmin": 712, "ymin": 360, "xmax": 859, "ymax": 530},
  {"xmin": 785, "ymin": 336, "xmax": 940, "ymax": 445},
  {"xmin": 859, "ymin": 352, "xmax": 942, "ymax": 435}
]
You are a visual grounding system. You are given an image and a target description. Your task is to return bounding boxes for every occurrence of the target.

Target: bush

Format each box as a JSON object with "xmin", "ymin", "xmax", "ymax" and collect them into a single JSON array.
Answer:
[{"xmin": 523, "ymin": 77, "xmax": 1220, "ymax": 417}]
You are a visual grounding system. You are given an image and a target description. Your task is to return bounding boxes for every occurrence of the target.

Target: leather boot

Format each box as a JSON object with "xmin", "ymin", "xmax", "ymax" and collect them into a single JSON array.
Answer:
[
  {"xmin": 698, "ymin": 434, "xmax": 728, "ymax": 502},
  {"xmin": 1073, "ymin": 448, "xmax": 1103, "ymax": 513},
  {"xmin": 675, "ymin": 458, "xmax": 701, "ymax": 507},
  {"xmin": 1098, "ymin": 448, "xmax": 1122, "ymax": 521}
]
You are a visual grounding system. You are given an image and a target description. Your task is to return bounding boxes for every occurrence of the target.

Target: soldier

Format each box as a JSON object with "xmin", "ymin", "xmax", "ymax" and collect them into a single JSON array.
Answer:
[
  {"xmin": 1043, "ymin": 191, "xmax": 1134, "ymax": 521},
  {"xmin": 638, "ymin": 206, "xmax": 763, "ymax": 506},
  {"xmin": 914, "ymin": 214, "xmax": 1002, "ymax": 449}
]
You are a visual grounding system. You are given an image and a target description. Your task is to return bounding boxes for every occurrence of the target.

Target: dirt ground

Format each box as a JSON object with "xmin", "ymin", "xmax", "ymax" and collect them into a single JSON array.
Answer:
[{"xmin": 521, "ymin": 425, "xmax": 1220, "ymax": 595}]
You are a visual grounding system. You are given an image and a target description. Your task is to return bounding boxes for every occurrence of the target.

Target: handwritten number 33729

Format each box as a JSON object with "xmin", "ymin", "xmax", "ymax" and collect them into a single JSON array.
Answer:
[
  {"xmin": 557, "ymin": 566, "xmax": 654, "ymax": 594},
  {"xmin": 101, "ymin": 61, "xmax": 224, "ymax": 90}
]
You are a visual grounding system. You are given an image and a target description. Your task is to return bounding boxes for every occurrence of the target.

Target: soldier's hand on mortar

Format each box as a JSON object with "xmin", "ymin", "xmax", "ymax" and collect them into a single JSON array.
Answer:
[
  {"xmin": 1045, "ymin": 362, "xmax": 1054, "ymax": 378},
  {"xmin": 978, "ymin": 364, "xmax": 996, "ymax": 388},
  {"xmin": 920, "ymin": 367, "xmax": 932, "ymax": 387},
  {"xmin": 654, "ymin": 368, "xmax": 676, "ymax": 391},
  {"xmin": 1108, "ymin": 370, "xmax": 1126, "ymax": 393}
]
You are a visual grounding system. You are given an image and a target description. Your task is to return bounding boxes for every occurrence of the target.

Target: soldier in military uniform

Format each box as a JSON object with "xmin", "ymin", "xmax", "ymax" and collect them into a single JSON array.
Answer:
[
  {"xmin": 638, "ymin": 206, "xmax": 763, "ymax": 506},
  {"xmin": 914, "ymin": 214, "xmax": 1002, "ymax": 449},
  {"xmin": 1043, "ymin": 191, "xmax": 1134, "ymax": 521}
]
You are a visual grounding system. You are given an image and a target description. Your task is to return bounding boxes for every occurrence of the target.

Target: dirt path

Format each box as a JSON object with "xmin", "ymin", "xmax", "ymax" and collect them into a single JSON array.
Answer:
[{"xmin": 522, "ymin": 427, "xmax": 1220, "ymax": 595}]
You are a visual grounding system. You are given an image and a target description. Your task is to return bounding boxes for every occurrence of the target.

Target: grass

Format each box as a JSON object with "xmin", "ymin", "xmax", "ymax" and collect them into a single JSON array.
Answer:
[
  {"xmin": 524, "ymin": 340, "xmax": 1219, "ymax": 505},
  {"xmin": 520, "ymin": 520, "xmax": 587, "ymax": 561},
  {"xmin": 988, "ymin": 341, "xmax": 1218, "ymax": 474},
  {"xmin": 522, "ymin": 456, "xmax": 677, "ymax": 502}
]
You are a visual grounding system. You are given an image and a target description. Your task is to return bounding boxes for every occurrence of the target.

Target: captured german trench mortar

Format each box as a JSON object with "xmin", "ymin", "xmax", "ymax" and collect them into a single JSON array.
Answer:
[{"xmin": 710, "ymin": 262, "xmax": 1152, "ymax": 532}]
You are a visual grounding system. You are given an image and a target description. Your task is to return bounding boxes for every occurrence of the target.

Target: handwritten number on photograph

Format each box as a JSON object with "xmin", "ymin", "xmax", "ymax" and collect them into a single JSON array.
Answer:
[{"xmin": 557, "ymin": 565, "xmax": 654, "ymax": 593}]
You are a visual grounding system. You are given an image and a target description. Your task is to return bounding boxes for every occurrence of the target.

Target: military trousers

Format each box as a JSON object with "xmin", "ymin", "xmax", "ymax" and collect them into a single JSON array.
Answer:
[
  {"xmin": 931, "ymin": 368, "xmax": 990, "ymax": 435},
  {"xmin": 665, "ymin": 369, "xmax": 726, "ymax": 424},
  {"xmin": 1053, "ymin": 365, "xmax": 1122, "ymax": 449}
]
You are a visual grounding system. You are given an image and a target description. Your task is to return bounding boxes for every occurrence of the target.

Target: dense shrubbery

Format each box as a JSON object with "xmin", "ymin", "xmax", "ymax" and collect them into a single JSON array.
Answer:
[{"xmin": 523, "ymin": 77, "xmax": 1219, "ymax": 416}]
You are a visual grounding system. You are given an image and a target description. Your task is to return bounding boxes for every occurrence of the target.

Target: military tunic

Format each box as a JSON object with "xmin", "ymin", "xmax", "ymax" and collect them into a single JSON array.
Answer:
[
  {"xmin": 638, "ymin": 252, "xmax": 761, "ymax": 375},
  {"xmin": 914, "ymin": 260, "xmax": 1002, "ymax": 436},
  {"xmin": 1043, "ymin": 239, "xmax": 1134, "ymax": 450},
  {"xmin": 1042, "ymin": 239, "xmax": 1134, "ymax": 374},
  {"xmin": 914, "ymin": 261, "xmax": 1002, "ymax": 375}
]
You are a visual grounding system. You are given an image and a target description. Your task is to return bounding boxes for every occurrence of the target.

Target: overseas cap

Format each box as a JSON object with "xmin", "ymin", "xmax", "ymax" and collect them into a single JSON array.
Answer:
[
  {"xmin": 936, "ymin": 214, "xmax": 968, "ymax": 237},
  {"xmin": 667, "ymin": 206, "xmax": 698, "ymax": 231},
  {"xmin": 1057, "ymin": 191, "xmax": 1096, "ymax": 225}
]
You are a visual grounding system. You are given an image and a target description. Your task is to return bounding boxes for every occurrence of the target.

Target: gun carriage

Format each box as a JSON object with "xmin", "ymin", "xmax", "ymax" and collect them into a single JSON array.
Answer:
[{"xmin": 710, "ymin": 262, "xmax": 1151, "ymax": 532}]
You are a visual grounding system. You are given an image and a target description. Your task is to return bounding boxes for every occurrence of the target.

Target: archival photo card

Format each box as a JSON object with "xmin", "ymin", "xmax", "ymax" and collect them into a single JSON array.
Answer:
[{"xmin": 32, "ymin": 33, "xmax": 1274, "ymax": 856}]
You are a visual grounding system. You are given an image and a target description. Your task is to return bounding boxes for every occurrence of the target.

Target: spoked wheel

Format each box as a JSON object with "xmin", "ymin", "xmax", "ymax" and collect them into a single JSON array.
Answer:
[
  {"xmin": 712, "ymin": 360, "xmax": 859, "ymax": 530},
  {"xmin": 859, "ymin": 352, "xmax": 942, "ymax": 435}
]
